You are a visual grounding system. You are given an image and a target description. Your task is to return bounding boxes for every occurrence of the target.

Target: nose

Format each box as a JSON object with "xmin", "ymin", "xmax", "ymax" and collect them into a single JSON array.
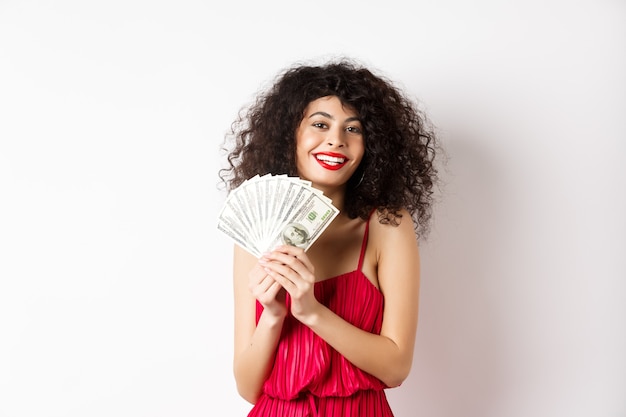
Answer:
[{"xmin": 326, "ymin": 127, "xmax": 346, "ymax": 147}]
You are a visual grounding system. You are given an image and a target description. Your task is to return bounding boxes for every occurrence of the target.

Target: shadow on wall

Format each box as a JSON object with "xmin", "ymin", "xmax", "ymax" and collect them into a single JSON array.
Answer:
[{"xmin": 388, "ymin": 134, "xmax": 518, "ymax": 417}]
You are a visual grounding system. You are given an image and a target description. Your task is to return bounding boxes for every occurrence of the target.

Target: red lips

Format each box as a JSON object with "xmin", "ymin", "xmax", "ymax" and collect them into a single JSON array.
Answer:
[{"xmin": 314, "ymin": 152, "xmax": 348, "ymax": 171}]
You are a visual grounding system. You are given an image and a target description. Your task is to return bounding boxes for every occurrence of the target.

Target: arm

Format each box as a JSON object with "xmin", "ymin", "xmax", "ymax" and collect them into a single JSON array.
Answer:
[
  {"xmin": 260, "ymin": 209, "xmax": 420, "ymax": 387},
  {"xmin": 232, "ymin": 245, "xmax": 287, "ymax": 403}
]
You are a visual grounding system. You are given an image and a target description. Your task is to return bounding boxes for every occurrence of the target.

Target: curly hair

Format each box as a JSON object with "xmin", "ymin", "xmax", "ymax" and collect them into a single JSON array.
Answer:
[{"xmin": 219, "ymin": 58, "xmax": 439, "ymax": 237}]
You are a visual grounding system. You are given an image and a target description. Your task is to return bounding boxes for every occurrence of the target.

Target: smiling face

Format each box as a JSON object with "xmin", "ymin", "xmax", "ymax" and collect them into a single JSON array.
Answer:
[{"xmin": 295, "ymin": 96, "xmax": 365, "ymax": 193}]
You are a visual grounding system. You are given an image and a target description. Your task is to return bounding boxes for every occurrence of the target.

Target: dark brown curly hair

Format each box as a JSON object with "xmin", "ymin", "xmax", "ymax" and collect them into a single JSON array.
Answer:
[{"xmin": 219, "ymin": 58, "xmax": 439, "ymax": 238}]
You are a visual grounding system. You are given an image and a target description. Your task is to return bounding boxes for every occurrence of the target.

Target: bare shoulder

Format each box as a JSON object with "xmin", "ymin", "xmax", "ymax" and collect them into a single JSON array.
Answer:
[
  {"xmin": 362, "ymin": 208, "xmax": 420, "ymax": 288},
  {"xmin": 369, "ymin": 208, "xmax": 419, "ymax": 247}
]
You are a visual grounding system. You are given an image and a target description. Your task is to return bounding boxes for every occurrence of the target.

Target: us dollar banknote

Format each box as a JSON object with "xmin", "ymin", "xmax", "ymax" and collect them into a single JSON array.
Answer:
[{"xmin": 217, "ymin": 175, "xmax": 339, "ymax": 258}]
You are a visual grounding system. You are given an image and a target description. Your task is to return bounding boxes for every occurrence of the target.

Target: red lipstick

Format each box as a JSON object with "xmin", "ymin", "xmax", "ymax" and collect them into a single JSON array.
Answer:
[{"xmin": 314, "ymin": 152, "xmax": 348, "ymax": 171}]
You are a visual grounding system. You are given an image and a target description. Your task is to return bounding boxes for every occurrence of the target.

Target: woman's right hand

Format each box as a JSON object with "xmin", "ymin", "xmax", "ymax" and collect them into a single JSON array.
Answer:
[
  {"xmin": 233, "ymin": 246, "xmax": 287, "ymax": 403},
  {"xmin": 248, "ymin": 262, "xmax": 287, "ymax": 319}
]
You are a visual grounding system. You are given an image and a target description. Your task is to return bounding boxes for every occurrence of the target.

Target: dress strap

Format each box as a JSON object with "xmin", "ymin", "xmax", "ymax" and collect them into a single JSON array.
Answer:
[{"xmin": 357, "ymin": 209, "xmax": 376, "ymax": 272}]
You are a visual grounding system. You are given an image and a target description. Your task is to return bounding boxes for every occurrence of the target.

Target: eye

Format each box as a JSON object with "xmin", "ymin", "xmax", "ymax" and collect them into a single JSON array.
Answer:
[
  {"xmin": 313, "ymin": 122, "xmax": 328, "ymax": 129},
  {"xmin": 346, "ymin": 126, "xmax": 362, "ymax": 134}
]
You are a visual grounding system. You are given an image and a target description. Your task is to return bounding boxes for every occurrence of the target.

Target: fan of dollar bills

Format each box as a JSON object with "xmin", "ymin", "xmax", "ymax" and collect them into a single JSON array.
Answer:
[{"xmin": 217, "ymin": 174, "xmax": 340, "ymax": 258}]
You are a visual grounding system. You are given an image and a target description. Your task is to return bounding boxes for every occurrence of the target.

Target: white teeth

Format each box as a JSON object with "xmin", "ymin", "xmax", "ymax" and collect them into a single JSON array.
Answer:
[{"xmin": 316, "ymin": 154, "xmax": 345, "ymax": 164}]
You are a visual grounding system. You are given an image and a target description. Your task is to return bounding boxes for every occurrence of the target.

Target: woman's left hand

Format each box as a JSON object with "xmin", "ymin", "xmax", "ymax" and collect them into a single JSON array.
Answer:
[{"xmin": 259, "ymin": 245, "xmax": 320, "ymax": 322}]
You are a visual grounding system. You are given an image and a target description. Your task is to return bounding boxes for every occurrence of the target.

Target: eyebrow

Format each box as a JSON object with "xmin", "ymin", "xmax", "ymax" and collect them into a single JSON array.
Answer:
[{"xmin": 308, "ymin": 111, "xmax": 361, "ymax": 123}]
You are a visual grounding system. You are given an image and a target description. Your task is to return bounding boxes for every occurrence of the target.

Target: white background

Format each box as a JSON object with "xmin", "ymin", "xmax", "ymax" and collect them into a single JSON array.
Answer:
[{"xmin": 1, "ymin": 1, "xmax": 624, "ymax": 416}]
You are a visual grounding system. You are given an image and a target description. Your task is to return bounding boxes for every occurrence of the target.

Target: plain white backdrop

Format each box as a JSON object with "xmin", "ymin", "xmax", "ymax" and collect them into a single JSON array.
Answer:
[{"xmin": 1, "ymin": 1, "xmax": 624, "ymax": 416}]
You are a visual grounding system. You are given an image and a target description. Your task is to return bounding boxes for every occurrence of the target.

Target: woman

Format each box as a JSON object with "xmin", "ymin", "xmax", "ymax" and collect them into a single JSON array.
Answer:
[{"xmin": 219, "ymin": 58, "xmax": 439, "ymax": 416}]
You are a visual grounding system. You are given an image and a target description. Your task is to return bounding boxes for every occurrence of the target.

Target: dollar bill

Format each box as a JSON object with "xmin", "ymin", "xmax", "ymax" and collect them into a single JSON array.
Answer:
[
  {"xmin": 216, "ymin": 174, "xmax": 339, "ymax": 258},
  {"xmin": 265, "ymin": 189, "xmax": 339, "ymax": 252}
]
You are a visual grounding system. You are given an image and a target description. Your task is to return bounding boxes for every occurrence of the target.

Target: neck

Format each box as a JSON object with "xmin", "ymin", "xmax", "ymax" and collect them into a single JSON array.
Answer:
[{"xmin": 313, "ymin": 184, "xmax": 346, "ymax": 213}]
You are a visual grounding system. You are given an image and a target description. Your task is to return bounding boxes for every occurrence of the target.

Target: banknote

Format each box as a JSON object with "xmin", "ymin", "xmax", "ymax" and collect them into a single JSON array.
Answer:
[{"xmin": 216, "ymin": 174, "xmax": 339, "ymax": 258}]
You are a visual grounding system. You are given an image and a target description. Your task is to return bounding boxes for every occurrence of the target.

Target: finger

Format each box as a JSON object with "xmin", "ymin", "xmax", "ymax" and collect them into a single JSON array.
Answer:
[
  {"xmin": 263, "ymin": 266, "xmax": 297, "ymax": 293},
  {"xmin": 249, "ymin": 274, "xmax": 275, "ymax": 296},
  {"xmin": 262, "ymin": 250, "xmax": 305, "ymax": 270},
  {"xmin": 273, "ymin": 244, "xmax": 304, "ymax": 254},
  {"xmin": 263, "ymin": 264, "xmax": 315, "ymax": 301},
  {"xmin": 257, "ymin": 274, "xmax": 276, "ymax": 292},
  {"xmin": 249, "ymin": 264, "xmax": 270, "ymax": 284},
  {"xmin": 255, "ymin": 279, "xmax": 284, "ymax": 306},
  {"xmin": 265, "ymin": 280, "xmax": 283, "ymax": 298},
  {"xmin": 270, "ymin": 245, "xmax": 308, "ymax": 262},
  {"xmin": 262, "ymin": 261, "xmax": 303, "ymax": 286},
  {"xmin": 262, "ymin": 252, "xmax": 312, "ymax": 282}
]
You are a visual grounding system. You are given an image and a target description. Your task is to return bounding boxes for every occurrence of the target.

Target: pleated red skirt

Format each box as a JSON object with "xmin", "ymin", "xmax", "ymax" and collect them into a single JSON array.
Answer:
[{"xmin": 249, "ymin": 389, "xmax": 394, "ymax": 417}]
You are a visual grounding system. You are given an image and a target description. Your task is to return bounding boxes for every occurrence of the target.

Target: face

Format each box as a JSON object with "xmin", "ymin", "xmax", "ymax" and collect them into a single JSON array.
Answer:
[
  {"xmin": 282, "ymin": 224, "xmax": 308, "ymax": 246},
  {"xmin": 295, "ymin": 96, "xmax": 365, "ymax": 191}
]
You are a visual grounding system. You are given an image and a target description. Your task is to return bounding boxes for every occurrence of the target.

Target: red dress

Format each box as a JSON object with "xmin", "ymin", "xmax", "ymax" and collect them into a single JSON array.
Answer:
[{"xmin": 248, "ymin": 218, "xmax": 395, "ymax": 417}]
